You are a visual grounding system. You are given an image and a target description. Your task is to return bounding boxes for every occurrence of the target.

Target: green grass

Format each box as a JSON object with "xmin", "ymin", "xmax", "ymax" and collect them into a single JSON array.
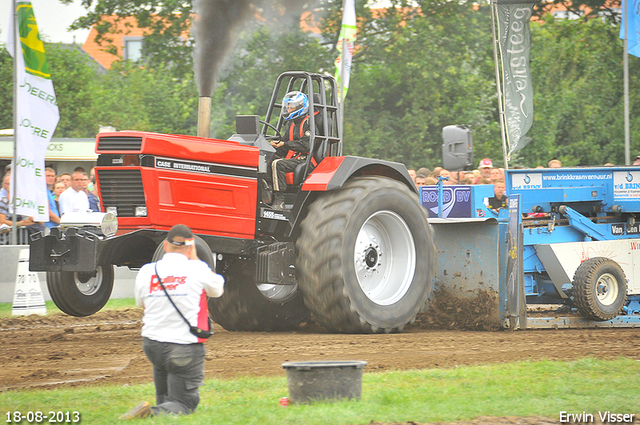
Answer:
[
  {"xmin": 0, "ymin": 298, "xmax": 137, "ymax": 318},
  {"xmin": 2, "ymin": 357, "xmax": 639, "ymax": 425}
]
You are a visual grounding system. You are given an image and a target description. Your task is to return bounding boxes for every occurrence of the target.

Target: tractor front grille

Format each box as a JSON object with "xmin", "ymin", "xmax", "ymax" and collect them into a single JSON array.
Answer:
[
  {"xmin": 97, "ymin": 136, "xmax": 143, "ymax": 151},
  {"xmin": 97, "ymin": 169, "xmax": 146, "ymax": 217}
]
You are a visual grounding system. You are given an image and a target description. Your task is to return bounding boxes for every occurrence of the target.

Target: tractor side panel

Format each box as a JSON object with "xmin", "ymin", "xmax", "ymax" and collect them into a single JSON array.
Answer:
[
  {"xmin": 96, "ymin": 131, "xmax": 260, "ymax": 239},
  {"xmin": 97, "ymin": 131, "xmax": 260, "ymax": 168},
  {"xmin": 148, "ymin": 168, "xmax": 258, "ymax": 238}
]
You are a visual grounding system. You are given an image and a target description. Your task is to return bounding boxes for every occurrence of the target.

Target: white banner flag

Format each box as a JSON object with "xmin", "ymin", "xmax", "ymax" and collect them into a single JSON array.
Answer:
[
  {"xmin": 335, "ymin": 0, "xmax": 356, "ymax": 103},
  {"xmin": 8, "ymin": 1, "xmax": 59, "ymax": 222}
]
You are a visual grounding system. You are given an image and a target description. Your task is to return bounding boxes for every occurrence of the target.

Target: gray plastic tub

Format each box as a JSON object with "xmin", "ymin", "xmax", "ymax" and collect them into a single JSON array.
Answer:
[{"xmin": 282, "ymin": 360, "xmax": 367, "ymax": 404}]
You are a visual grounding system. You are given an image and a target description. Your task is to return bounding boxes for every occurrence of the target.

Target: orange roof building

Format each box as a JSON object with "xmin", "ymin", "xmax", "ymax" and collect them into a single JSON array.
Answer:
[{"xmin": 82, "ymin": 16, "xmax": 146, "ymax": 69}]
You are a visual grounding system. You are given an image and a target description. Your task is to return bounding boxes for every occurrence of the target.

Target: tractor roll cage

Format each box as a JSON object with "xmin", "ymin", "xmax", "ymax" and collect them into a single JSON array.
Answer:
[{"xmin": 262, "ymin": 72, "xmax": 343, "ymax": 184}]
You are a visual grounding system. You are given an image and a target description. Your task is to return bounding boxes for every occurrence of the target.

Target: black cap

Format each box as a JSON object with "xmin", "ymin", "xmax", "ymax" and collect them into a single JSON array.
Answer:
[{"xmin": 166, "ymin": 224, "xmax": 195, "ymax": 246}]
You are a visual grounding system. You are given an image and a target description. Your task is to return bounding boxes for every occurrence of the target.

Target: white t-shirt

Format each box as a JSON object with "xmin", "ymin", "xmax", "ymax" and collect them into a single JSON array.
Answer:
[
  {"xmin": 135, "ymin": 252, "xmax": 224, "ymax": 344},
  {"xmin": 58, "ymin": 187, "xmax": 89, "ymax": 215}
]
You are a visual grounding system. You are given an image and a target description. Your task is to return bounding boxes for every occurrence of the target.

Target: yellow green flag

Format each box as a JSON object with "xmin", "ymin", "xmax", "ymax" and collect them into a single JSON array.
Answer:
[
  {"xmin": 17, "ymin": 2, "xmax": 51, "ymax": 78},
  {"xmin": 8, "ymin": 1, "xmax": 59, "ymax": 222}
]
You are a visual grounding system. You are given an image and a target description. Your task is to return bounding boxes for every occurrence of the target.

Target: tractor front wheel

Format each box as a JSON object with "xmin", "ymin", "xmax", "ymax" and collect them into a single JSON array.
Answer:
[
  {"xmin": 46, "ymin": 266, "xmax": 114, "ymax": 317},
  {"xmin": 207, "ymin": 260, "xmax": 310, "ymax": 331},
  {"xmin": 153, "ymin": 238, "xmax": 309, "ymax": 331}
]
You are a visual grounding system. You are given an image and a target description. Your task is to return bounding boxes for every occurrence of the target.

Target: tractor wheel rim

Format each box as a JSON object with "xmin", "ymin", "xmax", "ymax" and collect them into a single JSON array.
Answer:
[
  {"xmin": 596, "ymin": 273, "xmax": 619, "ymax": 306},
  {"xmin": 354, "ymin": 210, "xmax": 416, "ymax": 305},
  {"xmin": 74, "ymin": 268, "xmax": 103, "ymax": 296},
  {"xmin": 257, "ymin": 283, "xmax": 298, "ymax": 302}
]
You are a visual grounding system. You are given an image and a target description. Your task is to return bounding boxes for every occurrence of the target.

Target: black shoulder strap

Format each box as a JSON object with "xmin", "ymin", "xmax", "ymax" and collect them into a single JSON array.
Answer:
[{"xmin": 153, "ymin": 263, "xmax": 214, "ymax": 339}]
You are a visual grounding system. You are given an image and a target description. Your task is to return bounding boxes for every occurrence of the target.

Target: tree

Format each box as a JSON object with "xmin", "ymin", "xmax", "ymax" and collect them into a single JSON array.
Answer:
[
  {"xmin": 0, "ymin": 47, "xmax": 13, "ymax": 130},
  {"xmin": 531, "ymin": 0, "xmax": 621, "ymax": 23},
  {"xmin": 88, "ymin": 61, "xmax": 199, "ymax": 135},
  {"xmin": 207, "ymin": 26, "xmax": 334, "ymax": 139},
  {"xmin": 63, "ymin": 0, "xmax": 194, "ymax": 76},
  {"xmin": 62, "ymin": 0, "xmax": 321, "ymax": 79},
  {"xmin": 324, "ymin": 0, "xmax": 501, "ymax": 169},
  {"xmin": 46, "ymin": 43, "xmax": 104, "ymax": 138},
  {"xmin": 0, "ymin": 42, "xmax": 103, "ymax": 138},
  {"xmin": 525, "ymin": 16, "xmax": 640, "ymax": 166}
]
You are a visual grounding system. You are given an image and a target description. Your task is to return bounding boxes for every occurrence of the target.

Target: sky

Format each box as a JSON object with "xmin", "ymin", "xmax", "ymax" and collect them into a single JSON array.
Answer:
[{"xmin": 0, "ymin": 0, "xmax": 91, "ymax": 46}]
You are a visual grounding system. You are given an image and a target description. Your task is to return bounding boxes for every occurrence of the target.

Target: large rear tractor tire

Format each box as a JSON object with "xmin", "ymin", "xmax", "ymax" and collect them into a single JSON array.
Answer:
[
  {"xmin": 296, "ymin": 176, "xmax": 436, "ymax": 333},
  {"xmin": 207, "ymin": 260, "xmax": 310, "ymax": 331},
  {"xmin": 572, "ymin": 257, "xmax": 627, "ymax": 321},
  {"xmin": 46, "ymin": 266, "xmax": 114, "ymax": 317}
]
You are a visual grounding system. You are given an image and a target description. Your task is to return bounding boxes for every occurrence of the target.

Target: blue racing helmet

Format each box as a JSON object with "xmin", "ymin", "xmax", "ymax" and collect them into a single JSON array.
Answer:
[{"xmin": 282, "ymin": 91, "xmax": 309, "ymax": 121}]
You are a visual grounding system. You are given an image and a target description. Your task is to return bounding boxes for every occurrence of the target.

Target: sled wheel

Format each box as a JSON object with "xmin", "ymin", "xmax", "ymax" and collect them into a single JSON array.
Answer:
[
  {"xmin": 207, "ymin": 260, "xmax": 310, "ymax": 331},
  {"xmin": 46, "ymin": 266, "xmax": 114, "ymax": 317},
  {"xmin": 296, "ymin": 176, "xmax": 436, "ymax": 333},
  {"xmin": 572, "ymin": 257, "xmax": 627, "ymax": 321}
]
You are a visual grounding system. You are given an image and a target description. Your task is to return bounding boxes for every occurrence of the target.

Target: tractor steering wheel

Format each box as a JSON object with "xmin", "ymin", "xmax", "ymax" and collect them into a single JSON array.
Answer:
[{"xmin": 260, "ymin": 120, "xmax": 282, "ymax": 141}]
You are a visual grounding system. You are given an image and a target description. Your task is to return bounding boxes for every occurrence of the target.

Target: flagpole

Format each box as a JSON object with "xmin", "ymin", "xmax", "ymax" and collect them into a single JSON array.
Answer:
[
  {"xmin": 338, "ymin": 0, "xmax": 347, "ymax": 156},
  {"xmin": 10, "ymin": 0, "xmax": 18, "ymax": 245},
  {"xmin": 624, "ymin": 0, "xmax": 631, "ymax": 165},
  {"xmin": 490, "ymin": 0, "xmax": 509, "ymax": 171}
]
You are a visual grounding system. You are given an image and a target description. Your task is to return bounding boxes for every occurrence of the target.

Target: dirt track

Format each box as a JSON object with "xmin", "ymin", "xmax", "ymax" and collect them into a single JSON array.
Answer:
[{"xmin": 2, "ymin": 308, "xmax": 640, "ymax": 394}]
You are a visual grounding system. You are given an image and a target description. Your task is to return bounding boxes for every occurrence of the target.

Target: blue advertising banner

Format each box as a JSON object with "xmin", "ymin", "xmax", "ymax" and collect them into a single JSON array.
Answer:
[
  {"xmin": 420, "ymin": 185, "xmax": 495, "ymax": 219},
  {"xmin": 621, "ymin": 0, "xmax": 640, "ymax": 58}
]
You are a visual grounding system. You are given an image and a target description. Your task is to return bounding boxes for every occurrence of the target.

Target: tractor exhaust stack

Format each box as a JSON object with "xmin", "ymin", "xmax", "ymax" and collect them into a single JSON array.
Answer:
[{"xmin": 197, "ymin": 96, "xmax": 212, "ymax": 138}]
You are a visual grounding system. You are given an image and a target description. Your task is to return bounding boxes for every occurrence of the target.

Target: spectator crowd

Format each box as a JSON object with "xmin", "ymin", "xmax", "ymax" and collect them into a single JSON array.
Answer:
[
  {"xmin": 408, "ymin": 157, "xmax": 517, "ymax": 188},
  {"xmin": 0, "ymin": 164, "xmax": 100, "ymax": 242},
  {"xmin": 407, "ymin": 158, "xmax": 567, "ymax": 213}
]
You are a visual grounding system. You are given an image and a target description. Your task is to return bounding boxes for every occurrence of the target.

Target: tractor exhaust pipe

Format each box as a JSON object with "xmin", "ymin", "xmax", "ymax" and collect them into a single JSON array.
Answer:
[{"xmin": 197, "ymin": 96, "xmax": 212, "ymax": 138}]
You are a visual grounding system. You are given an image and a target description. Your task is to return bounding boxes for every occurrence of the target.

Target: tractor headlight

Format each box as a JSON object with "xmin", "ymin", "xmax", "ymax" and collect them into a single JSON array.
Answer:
[
  {"xmin": 135, "ymin": 206, "xmax": 148, "ymax": 217},
  {"xmin": 59, "ymin": 212, "xmax": 118, "ymax": 237}
]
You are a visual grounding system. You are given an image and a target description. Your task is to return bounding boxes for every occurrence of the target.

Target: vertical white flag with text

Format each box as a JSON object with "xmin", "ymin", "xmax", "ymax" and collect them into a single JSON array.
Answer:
[{"xmin": 8, "ymin": 1, "xmax": 59, "ymax": 222}]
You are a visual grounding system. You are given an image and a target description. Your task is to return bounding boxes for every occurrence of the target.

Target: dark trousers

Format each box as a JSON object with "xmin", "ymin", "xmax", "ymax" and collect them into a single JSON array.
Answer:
[
  {"xmin": 142, "ymin": 337, "xmax": 206, "ymax": 415},
  {"xmin": 268, "ymin": 157, "xmax": 305, "ymax": 192}
]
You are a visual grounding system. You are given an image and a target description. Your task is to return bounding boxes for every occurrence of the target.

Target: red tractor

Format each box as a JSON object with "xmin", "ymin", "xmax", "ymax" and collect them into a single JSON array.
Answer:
[{"xmin": 30, "ymin": 72, "xmax": 435, "ymax": 333}]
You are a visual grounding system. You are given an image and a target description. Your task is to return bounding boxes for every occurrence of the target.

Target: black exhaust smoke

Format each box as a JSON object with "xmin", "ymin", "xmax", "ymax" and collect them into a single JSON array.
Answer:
[
  {"xmin": 193, "ymin": 0, "xmax": 253, "ymax": 137},
  {"xmin": 192, "ymin": 0, "xmax": 320, "ymax": 137},
  {"xmin": 193, "ymin": 0, "xmax": 253, "ymax": 98}
]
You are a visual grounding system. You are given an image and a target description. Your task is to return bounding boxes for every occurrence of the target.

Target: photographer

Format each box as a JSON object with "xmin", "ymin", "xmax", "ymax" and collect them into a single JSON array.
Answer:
[{"xmin": 120, "ymin": 224, "xmax": 224, "ymax": 419}]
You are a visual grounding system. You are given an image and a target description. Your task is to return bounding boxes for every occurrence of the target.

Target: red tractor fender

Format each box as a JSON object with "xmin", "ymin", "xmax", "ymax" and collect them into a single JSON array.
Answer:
[{"xmin": 301, "ymin": 156, "xmax": 417, "ymax": 193}]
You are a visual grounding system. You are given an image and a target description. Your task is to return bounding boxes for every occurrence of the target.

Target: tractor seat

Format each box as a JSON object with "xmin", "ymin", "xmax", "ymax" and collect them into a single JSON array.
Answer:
[{"xmin": 287, "ymin": 138, "xmax": 329, "ymax": 187}]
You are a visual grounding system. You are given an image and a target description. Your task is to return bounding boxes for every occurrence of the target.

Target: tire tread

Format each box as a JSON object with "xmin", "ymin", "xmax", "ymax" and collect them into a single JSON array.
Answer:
[
  {"xmin": 572, "ymin": 257, "xmax": 627, "ymax": 321},
  {"xmin": 296, "ymin": 176, "xmax": 435, "ymax": 333}
]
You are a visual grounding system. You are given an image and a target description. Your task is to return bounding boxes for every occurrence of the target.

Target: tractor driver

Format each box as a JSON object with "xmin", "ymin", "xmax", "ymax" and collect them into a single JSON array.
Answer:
[{"xmin": 262, "ymin": 91, "xmax": 315, "ymax": 210}]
